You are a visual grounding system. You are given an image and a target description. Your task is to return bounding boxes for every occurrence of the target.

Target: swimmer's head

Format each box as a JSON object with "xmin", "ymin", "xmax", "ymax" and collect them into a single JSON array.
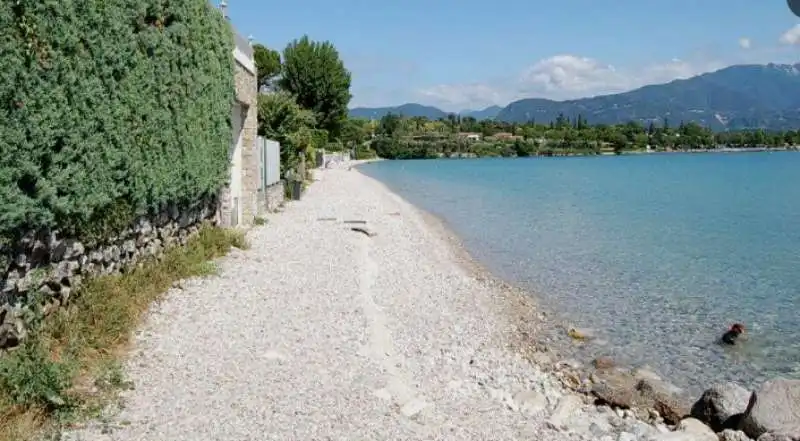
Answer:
[{"xmin": 730, "ymin": 323, "xmax": 745, "ymax": 333}]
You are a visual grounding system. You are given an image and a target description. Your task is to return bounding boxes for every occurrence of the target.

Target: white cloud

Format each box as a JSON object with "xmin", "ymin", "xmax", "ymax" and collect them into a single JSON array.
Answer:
[
  {"xmin": 414, "ymin": 83, "xmax": 513, "ymax": 113},
  {"xmin": 517, "ymin": 55, "xmax": 627, "ymax": 95},
  {"xmin": 739, "ymin": 37, "xmax": 751, "ymax": 49},
  {"xmin": 779, "ymin": 24, "xmax": 800, "ymax": 45},
  {"xmin": 414, "ymin": 54, "xmax": 725, "ymax": 111}
]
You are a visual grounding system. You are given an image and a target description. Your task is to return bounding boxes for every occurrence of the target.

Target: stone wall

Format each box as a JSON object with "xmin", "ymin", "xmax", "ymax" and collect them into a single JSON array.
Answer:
[
  {"xmin": 0, "ymin": 195, "xmax": 219, "ymax": 349},
  {"xmin": 216, "ymin": 185, "xmax": 233, "ymax": 226},
  {"xmin": 218, "ymin": 59, "xmax": 259, "ymax": 228},
  {"xmin": 236, "ymin": 61, "xmax": 260, "ymax": 224}
]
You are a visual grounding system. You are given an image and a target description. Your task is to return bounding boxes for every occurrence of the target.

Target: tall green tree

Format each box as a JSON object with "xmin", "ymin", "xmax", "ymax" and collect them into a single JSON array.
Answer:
[
  {"xmin": 377, "ymin": 113, "xmax": 403, "ymax": 137},
  {"xmin": 278, "ymin": 36, "xmax": 352, "ymax": 138},
  {"xmin": 341, "ymin": 118, "xmax": 370, "ymax": 148},
  {"xmin": 253, "ymin": 44, "xmax": 282, "ymax": 90},
  {"xmin": 257, "ymin": 91, "xmax": 317, "ymax": 175}
]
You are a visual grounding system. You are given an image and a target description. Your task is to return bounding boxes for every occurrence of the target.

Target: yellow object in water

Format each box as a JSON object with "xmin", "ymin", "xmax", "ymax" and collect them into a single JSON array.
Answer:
[{"xmin": 567, "ymin": 328, "xmax": 586, "ymax": 340}]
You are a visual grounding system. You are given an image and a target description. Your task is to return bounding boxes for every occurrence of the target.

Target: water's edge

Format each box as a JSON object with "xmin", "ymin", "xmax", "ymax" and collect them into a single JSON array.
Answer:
[{"xmin": 352, "ymin": 163, "xmax": 698, "ymax": 403}]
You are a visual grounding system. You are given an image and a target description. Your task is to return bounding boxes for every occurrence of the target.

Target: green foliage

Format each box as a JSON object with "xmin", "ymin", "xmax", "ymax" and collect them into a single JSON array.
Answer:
[
  {"xmin": 367, "ymin": 112, "xmax": 800, "ymax": 159},
  {"xmin": 0, "ymin": 0, "xmax": 235, "ymax": 243},
  {"xmin": 0, "ymin": 338, "xmax": 73, "ymax": 411},
  {"xmin": 252, "ymin": 43, "xmax": 281, "ymax": 90},
  {"xmin": 257, "ymin": 91, "xmax": 316, "ymax": 176},
  {"xmin": 252, "ymin": 36, "xmax": 354, "ymax": 177},
  {"xmin": 377, "ymin": 113, "xmax": 403, "ymax": 137},
  {"xmin": 278, "ymin": 35, "xmax": 352, "ymax": 138},
  {"xmin": 63, "ymin": 199, "xmax": 135, "ymax": 247},
  {"xmin": 340, "ymin": 118, "xmax": 370, "ymax": 148},
  {"xmin": 373, "ymin": 137, "xmax": 447, "ymax": 160},
  {"xmin": 511, "ymin": 139, "xmax": 535, "ymax": 157},
  {"xmin": 324, "ymin": 141, "xmax": 344, "ymax": 152},
  {"xmin": 353, "ymin": 146, "xmax": 377, "ymax": 160}
]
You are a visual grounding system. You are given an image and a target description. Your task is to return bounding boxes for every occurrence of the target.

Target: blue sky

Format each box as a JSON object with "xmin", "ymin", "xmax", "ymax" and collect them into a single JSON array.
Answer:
[{"xmin": 225, "ymin": 0, "xmax": 800, "ymax": 111}]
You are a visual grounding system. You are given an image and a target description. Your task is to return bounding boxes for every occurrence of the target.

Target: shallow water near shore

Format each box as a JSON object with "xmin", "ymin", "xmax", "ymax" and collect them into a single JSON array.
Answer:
[{"xmin": 358, "ymin": 152, "xmax": 800, "ymax": 397}]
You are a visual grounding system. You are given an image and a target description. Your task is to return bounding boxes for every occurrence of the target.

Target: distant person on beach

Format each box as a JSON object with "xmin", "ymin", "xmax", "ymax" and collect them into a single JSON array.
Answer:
[{"xmin": 720, "ymin": 323, "xmax": 746, "ymax": 345}]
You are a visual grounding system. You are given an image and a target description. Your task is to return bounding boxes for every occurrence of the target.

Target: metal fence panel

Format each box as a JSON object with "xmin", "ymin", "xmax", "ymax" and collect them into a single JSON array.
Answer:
[{"xmin": 258, "ymin": 137, "xmax": 265, "ymax": 190}]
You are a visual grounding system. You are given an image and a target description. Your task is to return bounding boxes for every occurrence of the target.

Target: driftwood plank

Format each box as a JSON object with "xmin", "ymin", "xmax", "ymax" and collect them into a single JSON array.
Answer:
[{"xmin": 350, "ymin": 226, "xmax": 376, "ymax": 237}]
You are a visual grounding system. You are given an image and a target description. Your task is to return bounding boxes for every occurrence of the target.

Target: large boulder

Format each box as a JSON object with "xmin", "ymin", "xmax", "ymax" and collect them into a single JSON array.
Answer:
[
  {"xmin": 591, "ymin": 369, "xmax": 689, "ymax": 425},
  {"xmin": 690, "ymin": 382, "xmax": 752, "ymax": 431},
  {"xmin": 592, "ymin": 370, "xmax": 640, "ymax": 408},
  {"xmin": 741, "ymin": 378, "xmax": 800, "ymax": 440}
]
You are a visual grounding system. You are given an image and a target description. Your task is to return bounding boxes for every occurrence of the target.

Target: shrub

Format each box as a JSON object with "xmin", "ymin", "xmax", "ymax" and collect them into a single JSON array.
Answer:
[
  {"xmin": 0, "ymin": 0, "xmax": 236, "ymax": 244},
  {"xmin": 257, "ymin": 91, "xmax": 316, "ymax": 177},
  {"xmin": 354, "ymin": 146, "xmax": 377, "ymax": 160},
  {"xmin": 0, "ymin": 338, "xmax": 73, "ymax": 411}
]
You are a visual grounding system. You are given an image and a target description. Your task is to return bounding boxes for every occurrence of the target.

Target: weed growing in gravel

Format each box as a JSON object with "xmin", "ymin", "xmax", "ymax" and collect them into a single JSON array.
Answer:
[
  {"xmin": 253, "ymin": 216, "xmax": 268, "ymax": 226},
  {"xmin": 0, "ymin": 224, "xmax": 247, "ymax": 441}
]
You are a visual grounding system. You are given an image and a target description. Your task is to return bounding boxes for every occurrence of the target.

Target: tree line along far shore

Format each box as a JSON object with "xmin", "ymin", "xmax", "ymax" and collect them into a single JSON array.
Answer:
[{"xmin": 332, "ymin": 113, "xmax": 800, "ymax": 160}]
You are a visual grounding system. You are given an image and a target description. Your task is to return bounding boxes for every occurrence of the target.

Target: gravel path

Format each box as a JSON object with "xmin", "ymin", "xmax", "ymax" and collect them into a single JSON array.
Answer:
[{"xmin": 62, "ymin": 167, "xmax": 668, "ymax": 441}]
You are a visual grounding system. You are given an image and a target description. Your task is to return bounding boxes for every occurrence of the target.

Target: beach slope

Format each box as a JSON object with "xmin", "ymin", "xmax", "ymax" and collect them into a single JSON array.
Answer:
[{"xmin": 62, "ymin": 167, "xmax": 654, "ymax": 441}]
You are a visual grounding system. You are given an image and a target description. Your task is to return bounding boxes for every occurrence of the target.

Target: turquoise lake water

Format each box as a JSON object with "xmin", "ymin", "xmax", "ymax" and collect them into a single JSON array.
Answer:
[{"xmin": 358, "ymin": 152, "xmax": 800, "ymax": 396}]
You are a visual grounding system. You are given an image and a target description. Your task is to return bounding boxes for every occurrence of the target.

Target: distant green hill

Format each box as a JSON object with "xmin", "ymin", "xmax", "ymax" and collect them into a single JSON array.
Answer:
[
  {"xmin": 460, "ymin": 105, "xmax": 503, "ymax": 120},
  {"xmin": 348, "ymin": 103, "xmax": 504, "ymax": 121},
  {"xmin": 348, "ymin": 103, "xmax": 448, "ymax": 120}
]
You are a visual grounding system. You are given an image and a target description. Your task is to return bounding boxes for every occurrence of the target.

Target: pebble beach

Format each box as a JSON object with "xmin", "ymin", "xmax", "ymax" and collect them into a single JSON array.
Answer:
[{"xmin": 61, "ymin": 164, "xmax": 788, "ymax": 441}]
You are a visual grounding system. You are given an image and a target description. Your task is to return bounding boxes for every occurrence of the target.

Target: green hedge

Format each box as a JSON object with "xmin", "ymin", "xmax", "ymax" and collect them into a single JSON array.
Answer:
[
  {"xmin": 0, "ymin": 0, "xmax": 235, "ymax": 244},
  {"xmin": 353, "ymin": 146, "xmax": 377, "ymax": 160}
]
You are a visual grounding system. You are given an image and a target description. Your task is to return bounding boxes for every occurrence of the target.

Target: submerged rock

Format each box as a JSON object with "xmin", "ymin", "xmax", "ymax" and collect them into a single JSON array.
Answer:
[
  {"xmin": 591, "ymin": 369, "xmax": 689, "ymax": 425},
  {"xmin": 593, "ymin": 356, "xmax": 616, "ymax": 370}
]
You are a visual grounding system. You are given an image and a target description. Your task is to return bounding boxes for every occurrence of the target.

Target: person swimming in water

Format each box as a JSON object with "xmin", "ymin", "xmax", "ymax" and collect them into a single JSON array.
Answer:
[{"xmin": 720, "ymin": 323, "xmax": 746, "ymax": 345}]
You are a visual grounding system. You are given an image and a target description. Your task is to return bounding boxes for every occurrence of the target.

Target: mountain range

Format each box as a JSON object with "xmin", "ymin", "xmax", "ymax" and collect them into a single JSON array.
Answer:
[
  {"xmin": 348, "ymin": 63, "xmax": 800, "ymax": 131},
  {"xmin": 348, "ymin": 103, "xmax": 503, "ymax": 121}
]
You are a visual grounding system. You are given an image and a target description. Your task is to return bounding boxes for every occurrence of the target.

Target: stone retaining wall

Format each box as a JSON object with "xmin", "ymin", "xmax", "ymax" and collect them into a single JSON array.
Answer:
[{"xmin": 0, "ymin": 195, "xmax": 219, "ymax": 349}]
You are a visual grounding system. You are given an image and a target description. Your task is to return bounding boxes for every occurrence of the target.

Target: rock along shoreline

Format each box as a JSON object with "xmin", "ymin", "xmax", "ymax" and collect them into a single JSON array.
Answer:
[{"xmin": 354, "ymin": 161, "xmax": 800, "ymax": 441}]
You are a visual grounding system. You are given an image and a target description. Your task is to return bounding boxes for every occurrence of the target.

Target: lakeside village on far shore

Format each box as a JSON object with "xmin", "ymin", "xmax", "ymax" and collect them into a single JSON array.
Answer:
[{"xmin": 335, "ymin": 113, "xmax": 800, "ymax": 160}]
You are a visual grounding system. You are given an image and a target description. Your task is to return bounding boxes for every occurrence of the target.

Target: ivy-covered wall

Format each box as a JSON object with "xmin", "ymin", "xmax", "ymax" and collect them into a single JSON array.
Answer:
[{"xmin": 0, "ymin": 0, "xmax": 236, "ymax": 248}]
